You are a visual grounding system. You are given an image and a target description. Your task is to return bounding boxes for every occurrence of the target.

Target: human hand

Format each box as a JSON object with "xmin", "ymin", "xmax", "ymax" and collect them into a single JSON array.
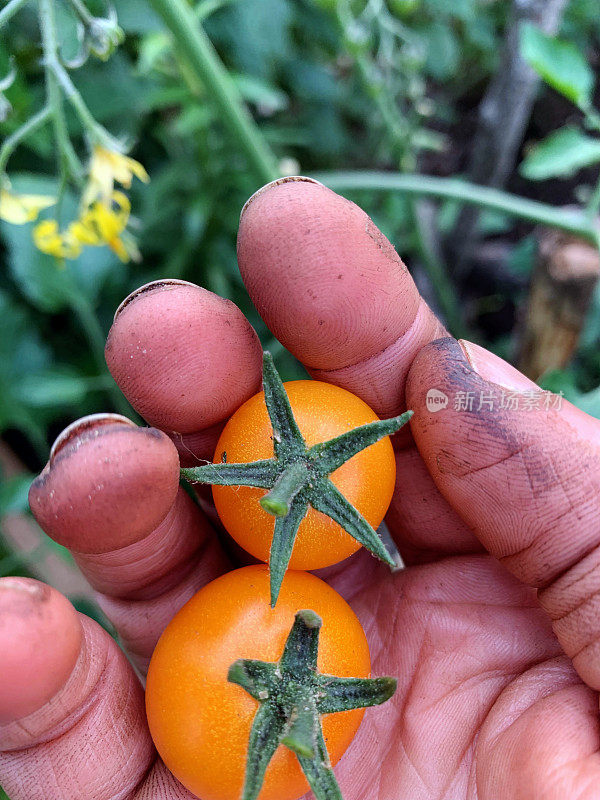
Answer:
[{"xmin": 1, "ymin": 177, "xmax": 599, "ymax": 800}]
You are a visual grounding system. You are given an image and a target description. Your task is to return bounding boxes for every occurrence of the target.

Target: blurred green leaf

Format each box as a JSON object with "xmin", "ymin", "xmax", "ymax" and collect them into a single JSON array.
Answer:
[
  {"xmin": 55, "ymin": 1, "xmax": 83, "ymax": 66},
  {"xmin": 520, "ymin": 23, "xmax": 594, "ymax": 108},
  {"xmin": 388, "ymin": 0, "xmax": 421, "ymax": 17},
  {"xmin": 112, "ymin": 0, "xmax": 162, "ymax": 33},
  {"xmin": 422, "ymin": 19, "xmax": 459, "ymax": 81},
  {"xmin": 76, "ymin": 52, "xmax": 154, "ymax": 134},
  {"xmin": 411, "ymin": 128, "xmax": 447, "ymax": 152},
  {"xmin": 578, "ymin": 386, "xmax": 600, "ymax": 418},
  {"xmin": 508, "ymin": 236, "xmax": 536, "ymax": 277},
  {"xmin": 0, "ymin": 472, "xmax": 33, "ymax": 516},
  {"xmin": 521, "ymin": 126, "xmax": 600, "ymax": 180},
  {"xmin": 477, "ymin": 209, "xmax": 511, "ymax": 236},
  {"xmin": 467, "ymin": 13, "xmax": 496, "ymax": 52},
  {"xmin": 0, "ymin": 287, "xmax": 101, "ymax": 450},
  {"xmin": 233, "ymin": 73, "xmax": 289, "ymax": 114},
  {"xmin": 423, "ymin": 0, "xmax": 472, "ymax": 18},
  {"xmin": 540, "ymin": 369, "xmax": 600, "ymax": 420},
  {"xmin": 171, "ymin": 105, "xmax": 213, "ymax": 137},
  {"xmin": 206, "ymin": 0, "xmax": 293, "ymax": 79},
  {"xmin": 136, "ymin": 32, "xmax": 171, "ymax": 74},
  {"xmin": 539, "ymin": 368, "xmax": 580, "ymax": 399},
  {"xmin": 14, "ymin": 370, "xmax": 108, "ymax": 409}
]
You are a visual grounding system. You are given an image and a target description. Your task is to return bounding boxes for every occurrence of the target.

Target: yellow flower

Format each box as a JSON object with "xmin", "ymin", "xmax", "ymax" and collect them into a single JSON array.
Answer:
[
  {"xmin": 0, "ymin": 185, "xmax": 56, "ymax": 225},
  {"xmin": 28, "ymin": 148, "xmax": 145, "ymax": 262},
  {"xmin": 33, "ymin": 219, "xmax": 82, "ymax": 259},
  {"xmin": 83, "ymin": 145, "xmax": 149, "ymax": 206},
  {"xmin": 70, "ymin": 191, "xmax": 139, "ymax": 262}
]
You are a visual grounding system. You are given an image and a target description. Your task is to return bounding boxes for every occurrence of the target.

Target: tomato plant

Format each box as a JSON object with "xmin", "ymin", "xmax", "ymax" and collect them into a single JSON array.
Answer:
[
  {"xmin": 146, "ymin": 565, "xmax": 396, "ymax": 800},
  {"xmin": 182, "ymin": 352, "xmax": 412, "ymax": 605}
]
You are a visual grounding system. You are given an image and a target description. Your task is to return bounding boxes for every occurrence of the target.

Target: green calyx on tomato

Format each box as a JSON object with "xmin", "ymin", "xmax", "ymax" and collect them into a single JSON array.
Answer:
[
  {"xmin": 182, "ymin": 351, "xmax": 412, "ymax": 606},
  {"xmin": 228, "ymin": 608, "xmax": 396, "ymax": 800}
]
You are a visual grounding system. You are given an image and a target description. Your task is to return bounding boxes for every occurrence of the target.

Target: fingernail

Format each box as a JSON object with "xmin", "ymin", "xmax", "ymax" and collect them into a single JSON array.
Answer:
[
  {"xmin": 50, "ymin": 413, "xmax": 137, "ymax": 463},
  {"xmin": 113, "ymin": 279, "xmax": 198, "ymax": 321},
  {"xmin": 240, "ymin": 175, "xmax": 324, "ymax": 220},
  {"xmin": 0, "ymin": 576, "xmax": 47, "ymax": 598},
  {"xmin": 459, "ymin": 340, "xmax": 538, "ymax": 392}
]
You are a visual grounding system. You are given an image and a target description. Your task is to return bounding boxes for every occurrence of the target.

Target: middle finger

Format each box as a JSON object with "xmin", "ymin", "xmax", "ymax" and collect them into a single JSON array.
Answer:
[{"xmin": 237, "ymin": 176, "xmax": 481, "ymax": 561}]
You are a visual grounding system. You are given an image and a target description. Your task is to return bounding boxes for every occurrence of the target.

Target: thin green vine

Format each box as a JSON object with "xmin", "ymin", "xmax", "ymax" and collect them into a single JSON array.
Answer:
[
  {"xmin": 148, "ymin": 0, "xmax": 280, "ymax": 186},
  {"xmin": 0, "ymin": 105, "xmax": 52, "ymax": 175},
  {"xmin": 39, "ymin": 0, "xmax": 84, "ymax": 190},
  {"xmin": 316, "ymin": 171, "xmax": 600, "ymax": 248},
  {"xmin": 0, "ymin": 0, "xmax": 30, "ymax": 28}
]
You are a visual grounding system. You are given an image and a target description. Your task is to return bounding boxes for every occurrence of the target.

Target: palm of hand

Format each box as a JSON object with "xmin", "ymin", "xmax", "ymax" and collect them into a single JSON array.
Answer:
[
  {"xmin": 332, "ymin": 551, "xmax": 596, "ymax": 800},
  {"xmin": 2, "ymin": 177, "xmax": 600, "ymax": 800}
]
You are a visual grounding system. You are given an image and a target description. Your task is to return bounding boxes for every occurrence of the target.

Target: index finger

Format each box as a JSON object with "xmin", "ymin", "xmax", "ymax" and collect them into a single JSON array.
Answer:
[{"xmin": 105, "ymin": 279, "xmax": 263, "ymax": 465}]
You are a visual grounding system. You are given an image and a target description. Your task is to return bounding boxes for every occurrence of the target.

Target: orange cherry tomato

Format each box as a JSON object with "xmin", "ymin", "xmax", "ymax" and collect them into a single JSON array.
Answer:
[
  {"xmin": 145, "ymin": 565, "xmax": 371, "ymax": 800},
  {"xmin": 212, "ymin": 380, "xmax": 396, "ymax": 570}
]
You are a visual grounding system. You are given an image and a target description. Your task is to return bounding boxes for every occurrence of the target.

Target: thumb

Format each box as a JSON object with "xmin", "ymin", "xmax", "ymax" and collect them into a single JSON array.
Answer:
[
  {"xmin": 406, "ymin": 337, "xmax": 600, "ymax": 690},
  {"xmin": 0, "ymin": 577, "xmax": 195, "ymax": 800}
]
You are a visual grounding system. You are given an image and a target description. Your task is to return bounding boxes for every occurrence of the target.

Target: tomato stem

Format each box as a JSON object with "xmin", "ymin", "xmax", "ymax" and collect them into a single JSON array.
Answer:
[
  {"xmin": 182, "ymin": 351, "xmax": 413, "ymax": 606},
  {"xmin": 260, "ymin": 461, "xmax": 310, "ymax": 516},
  {"xmin": 280, "ymin": 687, "xmax": 318, "ymax": 758},
  {"xmin": 269, "ymin": 497, "xmax": 309, "ymax": 606},
  {"xmin": 228, "ymin": 609, "xmax": 397, "ymax": 800}
]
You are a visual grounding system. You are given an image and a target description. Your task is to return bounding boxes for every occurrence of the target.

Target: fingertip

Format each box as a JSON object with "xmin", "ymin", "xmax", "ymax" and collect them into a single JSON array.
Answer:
[
  {"xmin": 0, "ymin": 578, "xmax": 81, "ymax": 723},
  {"xmin": 407, "ymin": 336, "xmax": 465, "ymax": 390},
  {"xmin": 29, "ymin": 414, "xmax": 181, "ymax": 553},
  {"xmin": 112, "ymin": 277, "xmax": 194, "ymax": 322},
  {"xmin": 407, "ymin": 336, "xmax": 599, "ymax": 441},
  {"xmin": 240, "ymin": 175, "xmax": 324, "ymax": 219},
  {"xmin": 105, "ymin": 280, "xmax": 263, "ymax": 434},
  {"xmin": 0, "ymin": 607, "xmax": 156, "ymax": 798},
  {"xmin": 237, "ymin": 179, "xmax": 420, "ymax": 371},
  {"xmin": 406, "ymin": 335, "xmax": 539, "ymax": 485}
]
